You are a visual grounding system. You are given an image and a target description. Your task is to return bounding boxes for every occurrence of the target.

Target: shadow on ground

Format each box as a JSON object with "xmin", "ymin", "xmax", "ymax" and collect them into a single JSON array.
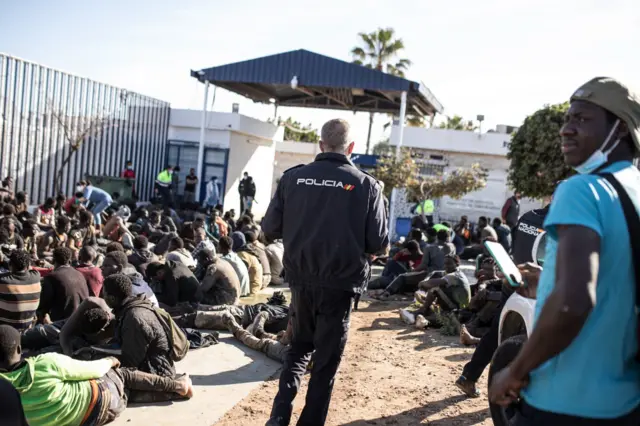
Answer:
[{"xmin": 340, "ymin": 395, "xmax": 489, "ymax": 425}]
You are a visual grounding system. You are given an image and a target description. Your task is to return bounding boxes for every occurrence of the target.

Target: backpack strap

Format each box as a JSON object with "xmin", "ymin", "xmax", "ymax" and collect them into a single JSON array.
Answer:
[{"xmin": 600, "ymin": 173, "xmax": 640, "ymax": 361}]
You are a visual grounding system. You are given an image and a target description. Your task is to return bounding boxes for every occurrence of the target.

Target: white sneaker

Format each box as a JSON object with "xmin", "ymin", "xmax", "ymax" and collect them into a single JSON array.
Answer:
[
  {"xmin": 415, "ymin": 314, "xmax": 429, "ymax": 329},
  {"xmin": 399, "ymin": 309, "xmax": 416, "ymax": 325}
]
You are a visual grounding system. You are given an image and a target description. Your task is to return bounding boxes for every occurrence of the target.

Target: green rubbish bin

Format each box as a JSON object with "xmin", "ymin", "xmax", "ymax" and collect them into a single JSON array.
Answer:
[{"xmin": 85, "ymin": 175, "xmax": 135, "ymax": 201}]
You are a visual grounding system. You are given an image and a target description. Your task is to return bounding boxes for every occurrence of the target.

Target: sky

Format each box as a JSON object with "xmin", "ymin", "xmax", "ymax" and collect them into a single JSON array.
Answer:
[{"xmin": 2, "ymin": 0, "xmax": 639, "ymax": 153}]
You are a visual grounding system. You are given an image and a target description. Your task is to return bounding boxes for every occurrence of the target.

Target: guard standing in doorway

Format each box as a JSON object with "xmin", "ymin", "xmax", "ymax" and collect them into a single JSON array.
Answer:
[{"xmin": 262, "ymin": 118, "xmax": 389, "ymax": 426}]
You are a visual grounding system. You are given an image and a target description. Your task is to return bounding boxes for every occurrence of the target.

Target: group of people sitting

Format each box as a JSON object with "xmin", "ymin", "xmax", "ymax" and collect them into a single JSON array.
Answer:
[
  {"xmin": 0, "ymin": 179, "xmax": 291, "ymax": 426},
  {"xmin": 372, "ymin": 206, "xmax": 549, "ymax": 399}
]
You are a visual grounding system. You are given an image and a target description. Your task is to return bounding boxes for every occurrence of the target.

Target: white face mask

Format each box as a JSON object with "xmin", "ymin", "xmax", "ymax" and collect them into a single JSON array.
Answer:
[
  {"xmin": 574, "ymin": 119, "xmax": 621, "ymax": 174},
  {"xmin": 76, "ymin": 185, "xmax": 84, "ymax": 192}
]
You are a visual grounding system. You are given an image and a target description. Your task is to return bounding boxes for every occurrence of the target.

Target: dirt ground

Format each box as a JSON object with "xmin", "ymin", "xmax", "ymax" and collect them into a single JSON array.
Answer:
[{"xmin": 216, "ymin": 299, "xmax": 492, "ymax": 426}]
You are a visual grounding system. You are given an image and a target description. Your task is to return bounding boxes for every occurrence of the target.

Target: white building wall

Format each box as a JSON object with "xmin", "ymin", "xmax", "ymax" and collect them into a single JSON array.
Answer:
[
  {"xmin": 225, "ymin": 133, "xmax": 276, "ymax": 219},
  {"xmin": 389, "ymin": 126, "xmax": 542, "ymax": 226},
  {"xmin": 272, "ymin": 141, "xmax": 319, "ymax": 195}
]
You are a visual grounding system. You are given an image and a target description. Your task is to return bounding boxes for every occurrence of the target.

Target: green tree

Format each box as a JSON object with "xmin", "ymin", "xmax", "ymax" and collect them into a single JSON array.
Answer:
[
  {"xmin": 406, "ymin": 164, "xmax": 488, "ymax": 222},
  {"xmin": 352, "ymin": 28, "xmax": 412, "ymax": 154},
  {"xmin": 274, "ymin": 116, "xmax": 319, "ymax": 143},
  {"xmin": 371, "ymin": 150, "xmax": 418, "ymax": 198},
  {"xmin": 507, "ymin": 103, "xmax": 572, "ymax": 198},
  {"xmin": 437, "ymin": 115, "xmax": 477, "ymax": 131}
]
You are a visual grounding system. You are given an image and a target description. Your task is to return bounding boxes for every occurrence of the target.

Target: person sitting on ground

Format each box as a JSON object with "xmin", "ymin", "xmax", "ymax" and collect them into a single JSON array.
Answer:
[
  {"xmin": 0, "ymin": 251, "xmax": 41, "ymax": 331},
  {"xmin": 101, "ymin": 251, "xmax": 159, "ymax": 307},
  {"xmin": 13, "ymin": 191, "xmax": 28, "ymax": 215},
  {"xmin": 1, "ymin": 218, "xmax": 24, "ymax": 251},
  {"xmin": 37, "ymin": 215, "xmax": 71, "ymax": 261},
  {"xmin": 38, "ymin": 247, "xmax": 89, "ymax": 323},
  {"xmin": 3, "ymin": 204, "xmax": 23, "ymax": 234},
  {"xmin": 68, "ymin": 210, "xmax": 97, "ymax": 258},
  {"xmin": 212, "ymin": 209, "xmax": 228, "ymax": 238},
  {"xmin": 237, "ymin": 214, "xmax": 260, "ymax": 235},
  {"xmin": 0, "ymin": 324, "xmax": 193, "ymax": 426},
  {"xmin": 75, "ymin": 246, "xmax": 104, "ymax": 297},
  {"xmin": 195, "ymin": 248, "xmax": 241, "ymax": 306},
  {"xmin": 34, "ymin": 197, "xmax": 56, "ymax": 230},
  {"xmin": 146, "ymin": 261, "xmax": 201, "ymax": 309},
  {"xmin": 492, "ymin": 218, "xmax": 512, "ymax": 253},
  {"xmin": 103, "ymin": 274, "xmax": 176, "ymax": 377},
  {"xmin": 232, "ymin": 231, "xmax": 263, "ymax": 295},
  {"xmin": 264, "ymin": 235, "xmax": 284, "ymax": 286},
  {"xmin": 165, "ymin": 236, "xmax": 196, "ymax": 269},
  {"xmin": 218, "ymin": 235, "xmax": 250, "ymax": 296},
  {"xmin": 22, "ymin": 296, "xmax": 113, "ymax": 356},
  {"xmin": 191, "ymin": 227, "xmax": 216, "ymax": 262},
  {"xmin": 21, "ymin": 219, "xmax": 40, "ymax": 261},
  {"xmin": 223, "ymin": 210, "xmax": 236, "ymax": 233},
  {"xmin": 400, "ymin": 255, "xmax": 471, "ymax": 327},
  {"xmin": 105, "ymin": 241, "xmax": 125, "ymax": 254},
  {"xmin": 243, "ymin": 230, "xmax": 271, "ymax": 289},
  {"xmin": 162, "ymin": 206, "xmax": 180, "ymax": 232},
  {"xmin": 376, "ymin": 240, "xmax": 423, "ymax": 284},
  {"xmin": 370, "ymin": 228, "xmax": 454, "ymax": 299},
  {"xmin": 454, "ymin": 215, "xmax": 471, "ymax": 246},
  {"xmin": 128, "ymin": 235, "xmax": 159, "ymax": 272},
  {"xmin": 143, "ymin": 211, "xmax": 169, "ymax": 242}
]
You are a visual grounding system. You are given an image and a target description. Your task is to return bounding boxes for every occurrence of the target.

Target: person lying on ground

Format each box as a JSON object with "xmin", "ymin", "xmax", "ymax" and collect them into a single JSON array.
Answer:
[
  {"xmin": 174, "ymin": 291, "xmax": 290, "ymax": 334},
  {"xmin": 218, "ymin": 235, "xmax": 250, "ymax": 297},
  {"xmin": 101, "ymin": 251, "xmax": 158, "ymax": 307},
  {"xmin": 222, "ymin": 311, "xmax": 290, "ymax": 363},
  {"xmin": 399, "ymin": 255, "xmax": 471, "ymax": 328},
  {"xmin": 0, "ymin": 324, "xmax": 193, "ymax": 426},
  {"xmin": 194, "ymin": 248, "xmax": 240, "ymax": 306},
  {"xmin": 38, "ymin": 247, "xmax": 89, "ymax": 323}
]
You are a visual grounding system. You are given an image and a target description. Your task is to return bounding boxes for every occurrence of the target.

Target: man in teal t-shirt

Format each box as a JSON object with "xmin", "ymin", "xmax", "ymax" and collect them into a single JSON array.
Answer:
[{"xmin": 489, "ymin": 78, "xmax": 640, "ymax": 424}]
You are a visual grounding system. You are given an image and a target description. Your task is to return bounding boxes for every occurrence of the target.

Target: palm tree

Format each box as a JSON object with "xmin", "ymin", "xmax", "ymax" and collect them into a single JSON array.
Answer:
[
  {"xmin": 352, "ymin": 28, "xmax": 412, "ymax": 154},
  {"xmin": 437, "ymin": 115, "xmax": 477, "ymax": 131}
]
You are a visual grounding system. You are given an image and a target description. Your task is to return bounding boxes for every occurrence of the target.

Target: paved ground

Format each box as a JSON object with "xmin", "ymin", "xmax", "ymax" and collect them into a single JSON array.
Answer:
[
  {"xmin": 112, "ymin": 286, "xmax": 289, "ymax": 426},
  {"xmin": 113, "ymin": 263, "xmax": 482, "ymax": 425},
  {"xmin": 111, "ymin": 332, "xmax": 282, "ymax": 426}
]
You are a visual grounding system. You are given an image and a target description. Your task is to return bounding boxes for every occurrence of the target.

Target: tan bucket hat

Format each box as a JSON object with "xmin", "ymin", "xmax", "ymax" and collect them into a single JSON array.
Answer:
[{"xmin": 571, "ymin": 77, "xmax": 640, "ymax": 153}]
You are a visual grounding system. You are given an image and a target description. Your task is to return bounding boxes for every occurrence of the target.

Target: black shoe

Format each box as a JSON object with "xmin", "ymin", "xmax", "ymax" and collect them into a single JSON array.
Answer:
[
  {"xmin": 455, "ymin": 375, "xmax": 480, "ymax": 398},
  {"xmin": 265, "ymin": 417, "xmax": 286, "ymax": 426}
]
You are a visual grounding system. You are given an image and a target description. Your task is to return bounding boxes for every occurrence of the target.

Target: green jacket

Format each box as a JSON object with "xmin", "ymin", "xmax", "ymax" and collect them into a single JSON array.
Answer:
[
  {"xmin": 414, "ymin": 199, "xmax": 435, "ymax": 215},
  {"xmin": 0, "ymin": 353, "xmax": 112, "ymax": 426}
]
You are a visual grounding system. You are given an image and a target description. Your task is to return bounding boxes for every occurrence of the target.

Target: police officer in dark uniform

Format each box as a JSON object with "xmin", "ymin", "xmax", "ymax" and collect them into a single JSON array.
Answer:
[{"xmin": 262, "ymin": 118, "xmax": 389, "ymax": 426}]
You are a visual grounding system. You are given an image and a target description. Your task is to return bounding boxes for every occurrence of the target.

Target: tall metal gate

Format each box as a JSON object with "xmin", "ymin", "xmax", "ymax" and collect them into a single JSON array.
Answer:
[{"xmin": 0, "ymin": 53, "xmax": 170, "ymax": 203}]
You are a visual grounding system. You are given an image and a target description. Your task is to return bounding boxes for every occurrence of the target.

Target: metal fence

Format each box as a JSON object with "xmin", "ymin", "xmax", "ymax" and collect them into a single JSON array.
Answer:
[{"xmin": 0, "ymin": 54, "xmax": 170, "ymax": 203}]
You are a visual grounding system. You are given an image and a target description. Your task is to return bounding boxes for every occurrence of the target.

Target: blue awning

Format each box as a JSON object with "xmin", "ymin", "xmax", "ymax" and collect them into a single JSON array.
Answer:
[{"xmin": 191, "ymin": 49, "xmax": 443, "ymax": 116}]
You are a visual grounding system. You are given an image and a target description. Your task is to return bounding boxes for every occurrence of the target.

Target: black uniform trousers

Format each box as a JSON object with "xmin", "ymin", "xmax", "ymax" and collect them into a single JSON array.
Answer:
[
  {"xmin": 269, "ymin": 285, "xmax": 353, "ymax": 426},
  {"xmin": 461, "ymin": 293, "xmax": 508, "ymax": 382}
]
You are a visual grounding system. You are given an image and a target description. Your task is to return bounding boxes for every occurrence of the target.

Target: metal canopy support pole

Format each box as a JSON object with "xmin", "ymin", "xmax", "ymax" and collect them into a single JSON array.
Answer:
[
  {"xmin": 389, "ymin": 91, "xmax": 407, "ymax": 241},
  {"xmin": 196, "ymin": 81, "xmax": 210, "ymax": 201}
]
